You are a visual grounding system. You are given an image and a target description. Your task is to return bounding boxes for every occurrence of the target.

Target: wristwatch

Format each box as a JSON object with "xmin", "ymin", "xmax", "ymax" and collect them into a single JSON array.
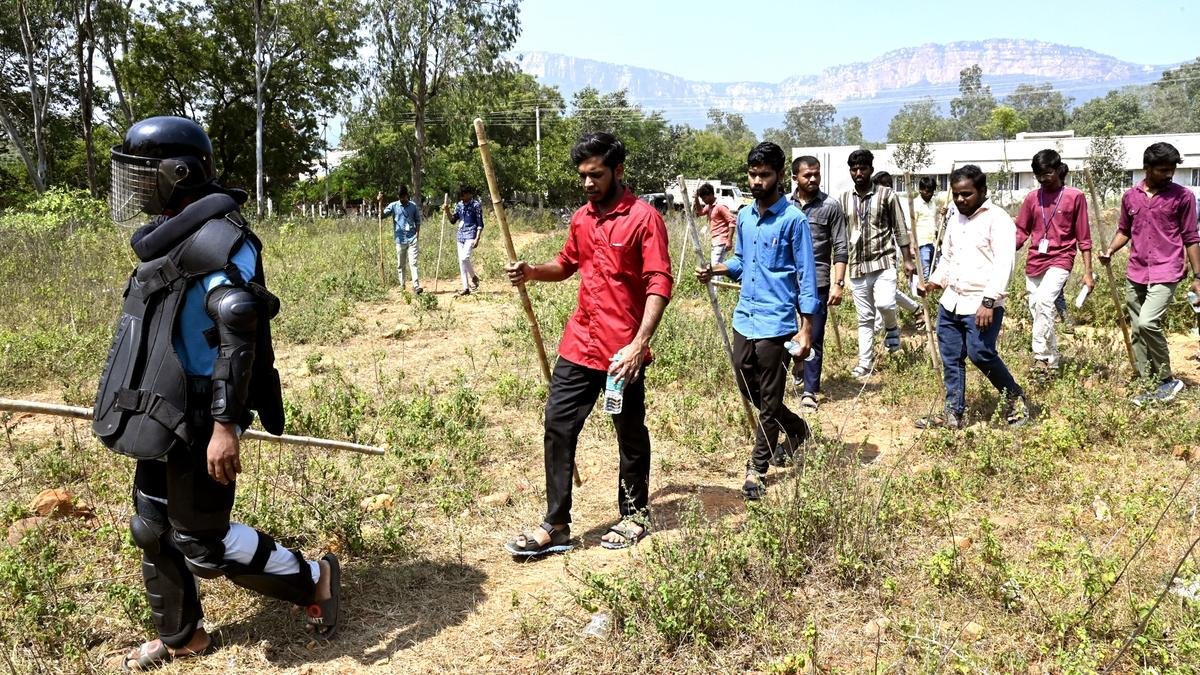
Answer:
[
  {"xmin": 835, "ymin": 279, "xmax": 845, "ymax": 288},
  {"xmin": 981, "ymin": 297, "xmax": 996, "ymax": 309}
]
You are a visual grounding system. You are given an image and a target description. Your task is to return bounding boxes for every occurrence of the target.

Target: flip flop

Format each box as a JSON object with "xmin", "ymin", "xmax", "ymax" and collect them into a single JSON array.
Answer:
[
  {"xmin": 505, "ymin": 522, "xmax": 573, "ymax": 558},
  {"xmin": 305, "ymin": 553, "xmax": 341, "ymax": 639},
  {"xmin": 118, "ymin": 634, "xmax": 218, "ymax": 672}
]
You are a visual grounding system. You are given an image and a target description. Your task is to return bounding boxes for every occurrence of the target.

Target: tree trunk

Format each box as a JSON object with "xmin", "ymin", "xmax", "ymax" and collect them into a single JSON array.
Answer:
[
  {"xmin": 0, "ymin": 100, "xmax": 43, "ymax": 192},
  {"xmin": 253, "ymin": 0, "xmax": 266, "ymax": 219},
  {"xmin": 18, "ymin": 0, "xmax": 49, "ymax": 192},
  {"xmin": 74, "ymin": 1, "xmax": 98, "ymax": 196}
]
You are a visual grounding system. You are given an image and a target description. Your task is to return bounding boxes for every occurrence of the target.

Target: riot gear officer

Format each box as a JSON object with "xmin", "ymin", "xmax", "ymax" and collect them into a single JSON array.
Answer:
[{"xmin": 98, "ymin": 117, "xmax": 341, "ymax": 671}]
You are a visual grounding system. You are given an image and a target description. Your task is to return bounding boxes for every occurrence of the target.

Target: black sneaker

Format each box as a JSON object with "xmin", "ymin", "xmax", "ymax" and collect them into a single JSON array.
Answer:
[
  {"xmin": 413, "ymin": 285, "xmax": 424, "ymax": 295},
  {"xmin": 741, "ymin": 470, "xmax": 766, "ymax": 501},
  {"xmin": 470, "ymin": 273, "xmax": 480, "ymax": 290},
  {"xmin": 1003, "ymin": 395, "xmax": 1030, "ymax": 427},
  {"xmin": 454, "ymin": 288, "xmax": 471, "ymax": 297}
]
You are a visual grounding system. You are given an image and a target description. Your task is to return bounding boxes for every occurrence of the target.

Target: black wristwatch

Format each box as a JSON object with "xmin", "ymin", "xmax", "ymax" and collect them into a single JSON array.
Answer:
[{"xmin": 981, "ymin": 297, "xmax": 996, "ymax": 309}]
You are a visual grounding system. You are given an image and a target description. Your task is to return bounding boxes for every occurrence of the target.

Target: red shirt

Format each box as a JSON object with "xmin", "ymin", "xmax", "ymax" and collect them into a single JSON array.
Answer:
[
  {"xmin": 1014, "ymin": 186, "xmax": 1092, "ymax": 278},
  {"xmin": 1118, "ymin": 181, "xmax": 1200, "ymax": 285},
  {"xmin": 555, "ymin": 189, "xmax": 674, "ymax": 371},
  {"xmin": 700, "ymin": 203, "xmax": 736, "ymax": 247}
]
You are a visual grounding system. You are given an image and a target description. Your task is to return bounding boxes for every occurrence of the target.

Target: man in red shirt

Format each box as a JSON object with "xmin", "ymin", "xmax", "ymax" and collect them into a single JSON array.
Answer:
[
  {"xmin": 694, "ymin": 183, "xmax": 736, "ymax": 265},
  {"xmin": 503, "ymin": 132, "xmax": 673, "ymax": 556},
  {"xmin": 1015, "ymin": 149, "xmax": 1094, "ymax": 375}
]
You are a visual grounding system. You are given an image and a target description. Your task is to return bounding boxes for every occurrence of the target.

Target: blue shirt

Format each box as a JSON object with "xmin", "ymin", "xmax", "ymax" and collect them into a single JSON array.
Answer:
[
  {"xmin": 383, "ymin": 199, "xmax": 421, "ymax": 244},
  {"xmin": 449, "ymin": 198, "xmax": 484, "ymax": 242},
  {"xmin": 724, "ymin": 195, "xmax": 819, "ymax": 339},
  {"xmin": 173, "ymin": 240, "xmax": 259, "ymax": 375}
]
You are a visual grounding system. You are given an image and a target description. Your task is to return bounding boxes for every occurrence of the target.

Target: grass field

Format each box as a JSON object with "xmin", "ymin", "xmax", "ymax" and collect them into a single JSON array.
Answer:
[{"xmin": 3, "ymin": 207, "xmax": 1200, "ymax": 673}]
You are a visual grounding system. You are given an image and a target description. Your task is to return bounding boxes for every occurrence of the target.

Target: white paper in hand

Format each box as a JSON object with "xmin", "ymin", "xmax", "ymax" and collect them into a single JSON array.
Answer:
[{"xmin": 1074, "ymin": 286, "xmax": 1090, "ymax": 308}]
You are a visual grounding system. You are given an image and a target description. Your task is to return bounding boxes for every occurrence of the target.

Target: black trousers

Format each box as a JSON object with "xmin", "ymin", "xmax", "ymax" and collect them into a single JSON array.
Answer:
[
  {"xmin": 543, "ymin": 356, "xmax": 650, "ymax": 525},
  {"xmin": 733, "ymin": 329, "xmax": 809, "ymax": 473}
]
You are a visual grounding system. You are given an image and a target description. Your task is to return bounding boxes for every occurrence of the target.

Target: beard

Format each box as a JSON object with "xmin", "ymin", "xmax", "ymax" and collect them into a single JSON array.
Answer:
[{"xmin": 750, "ymin": 176, "xmax": 779, "ymax": 200}]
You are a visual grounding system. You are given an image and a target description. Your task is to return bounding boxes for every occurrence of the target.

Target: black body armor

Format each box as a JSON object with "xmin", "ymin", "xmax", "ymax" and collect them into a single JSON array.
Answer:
[{"xmin": 93, "ymin": 194, "xmax": 285, "ymax": 459}]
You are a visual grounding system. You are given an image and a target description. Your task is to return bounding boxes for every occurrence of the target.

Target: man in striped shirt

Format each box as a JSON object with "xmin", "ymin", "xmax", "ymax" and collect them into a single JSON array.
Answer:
[{"xmin": 842, "ymin": 149, "xmax": 917, "ymax": 378}]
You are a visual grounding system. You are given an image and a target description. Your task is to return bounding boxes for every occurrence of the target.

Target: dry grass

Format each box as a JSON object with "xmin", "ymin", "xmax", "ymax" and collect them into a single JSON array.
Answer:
[{"xmin": 2, "ymin": 212, "xmax": 1200, "ymax": 673}]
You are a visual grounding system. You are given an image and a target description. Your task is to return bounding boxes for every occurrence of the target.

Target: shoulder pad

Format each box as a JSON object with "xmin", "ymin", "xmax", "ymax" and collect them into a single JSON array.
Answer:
[{"xmin": 173, "ymin": 214, "xmax": 247, "ymax": 277}]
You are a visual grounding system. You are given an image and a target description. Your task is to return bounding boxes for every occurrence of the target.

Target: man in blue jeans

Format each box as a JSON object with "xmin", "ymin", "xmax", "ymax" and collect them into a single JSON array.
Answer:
[
  {"xmin": 917, "ymin": 165, "xmax": 1029, "ymax": 429},
  {"xmin": 788, "ymin": 155, "xmax": 847, "ymax": 411}
]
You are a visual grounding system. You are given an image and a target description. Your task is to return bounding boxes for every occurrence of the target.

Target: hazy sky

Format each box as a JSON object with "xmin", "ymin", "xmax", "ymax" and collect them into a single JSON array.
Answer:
[{"xmin": 513, "ymin": 0, "xmax": 1197, "ymax": 82}]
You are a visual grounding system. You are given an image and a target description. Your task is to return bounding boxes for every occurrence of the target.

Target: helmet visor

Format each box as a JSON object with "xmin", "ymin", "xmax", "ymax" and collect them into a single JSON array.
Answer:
[{"xmin": 110, "ymin": 148, "xmax": 160, "ymax": 222}]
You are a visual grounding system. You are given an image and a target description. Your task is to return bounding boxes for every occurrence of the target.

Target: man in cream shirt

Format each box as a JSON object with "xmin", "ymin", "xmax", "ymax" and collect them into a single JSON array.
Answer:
[{"xmin": 917, "ymin": 165, "xmax": 1029, "ymax": 429}]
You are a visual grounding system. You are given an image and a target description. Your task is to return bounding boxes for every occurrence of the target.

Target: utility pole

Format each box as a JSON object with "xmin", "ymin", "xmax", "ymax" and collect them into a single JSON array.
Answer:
[
  {"xmin": 535, "ymin": 106, "xmax": 543, "ymax": 211},
  {"xmin": 322, "ymin": 115, "xmax": 330, "ymax": 207}
]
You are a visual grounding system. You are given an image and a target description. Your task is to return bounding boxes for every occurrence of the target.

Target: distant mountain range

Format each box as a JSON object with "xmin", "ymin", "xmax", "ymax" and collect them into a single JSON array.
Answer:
[{"xmin": 518, "ymin": 40, "xmax": 1172, "ymax": 141}]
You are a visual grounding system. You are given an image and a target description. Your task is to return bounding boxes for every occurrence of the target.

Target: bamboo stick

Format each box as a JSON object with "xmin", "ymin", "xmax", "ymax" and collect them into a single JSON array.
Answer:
[
  {"xmin": 1083, "ymin": 167, "xmax": 1137, "ymax": 373},
  {"xmin": 433, "ymin": 193, "xmax": 448, "ymax": 293},
  {"xmin": 679, "ymin": 175, "xmax": 758, "ymax": 440},
  {"xmin": 905, "ymin": 173, "xmax": 941, "ymax": 368},
  {"xmin": 0, "ymin": 398, "xmax": 386, "ymax": 456},
  {"xmin": 473, "ymin": 118, "xmax": 581, "ymax": 487},
  {"xmin": 377, "ymin": 193, "xmax": 387, "ymax": 283}
]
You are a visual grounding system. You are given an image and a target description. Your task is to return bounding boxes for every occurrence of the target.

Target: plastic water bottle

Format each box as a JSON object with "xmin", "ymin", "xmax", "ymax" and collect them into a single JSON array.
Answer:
[
  {"xmin": 603, "ymin": 351, "xmax": 625, "ymax": 415},
  {"xmin": 784, "ymin": 340, "xmax": 817, "ymax": 362},
  {"xmin": 1189, "ymin": 291, "xmax": 1200, "ymax": 313}
]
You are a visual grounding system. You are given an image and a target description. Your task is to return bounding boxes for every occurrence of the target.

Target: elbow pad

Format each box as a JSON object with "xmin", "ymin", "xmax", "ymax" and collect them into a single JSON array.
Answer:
[{"xmin": 205, "ymin": 285, "xmax": 259, "ymax": 424}]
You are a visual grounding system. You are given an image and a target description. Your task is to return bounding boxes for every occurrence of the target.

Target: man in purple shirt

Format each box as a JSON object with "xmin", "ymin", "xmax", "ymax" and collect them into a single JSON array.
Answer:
[
  {"xmin": 1100, "ymin": 142, "xmax": 1200, "ymax": 405},
  {"xmin": 1015, "ymin": 149, "xmax": 1094, "ymax": 375}
]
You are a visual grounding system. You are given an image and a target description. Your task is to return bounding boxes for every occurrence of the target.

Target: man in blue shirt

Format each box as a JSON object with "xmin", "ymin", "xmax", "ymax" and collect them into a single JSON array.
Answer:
[
  {"xmin": 444, "ymin": 184, "xmax": 485, "ymax": 296},
  {"xmin": 383, "ymin": 185, "xmax": 422, "ymax": 294},
  {"xmin": 697, "ymin": 142, "xmax": 819, "ymax": 500}
]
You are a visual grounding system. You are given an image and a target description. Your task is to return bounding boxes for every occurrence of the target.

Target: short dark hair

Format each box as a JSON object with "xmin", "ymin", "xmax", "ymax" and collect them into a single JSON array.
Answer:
[
  {"xmin": 1031, "ymin": 149, "xmax": 1068, "ymax": 179},
  {"xmin": 871, "ymin": 171, "xmax": 893, "ymax": 188},
  {"xmin": 847, "ymin": 148, "xmax": 874, "ymax": 168},
  {"xmin": 1143, "ymin": 142, "xmax": 1182, "ymax": 167},
  {"xmin": 747, "ymin": 142, "xmax": 786, "ymax": 172},
  {"xmin": 458, "ymin": 184, "xmax": 473, "ymax": 196},
  {"xmin": 950, "ymin": 164, "xmax": 987, "ymax": 191},
  {"xmin": 571, "ymin": 131, "xmax": 626, "ymax": 169},
  {"xmin": 696, "ymin": 183, "xmax": 715, "ymax": 198},
  {"xmin": 918, "ymin": 176, "xmax": 937, "ymax": 191},
  {"xmin": 792, "ymin": 155, "xmax": 820, "ymax": 174},
  {"xmin": 398, "ymin": 184, "xmax": 409, "ymax": 196}
]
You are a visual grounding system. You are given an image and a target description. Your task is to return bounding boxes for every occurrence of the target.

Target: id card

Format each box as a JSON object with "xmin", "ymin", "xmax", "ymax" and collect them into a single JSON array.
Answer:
[{"xmin": 1038, "ymin": 239, "xmax": 1049, "ymax": 254}]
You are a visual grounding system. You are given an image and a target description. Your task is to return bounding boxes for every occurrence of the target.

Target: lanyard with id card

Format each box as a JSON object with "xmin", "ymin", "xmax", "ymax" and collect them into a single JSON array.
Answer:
[{"xmin": 1038, "ymin": 188, "xmax": 1062, "ymax": 254}]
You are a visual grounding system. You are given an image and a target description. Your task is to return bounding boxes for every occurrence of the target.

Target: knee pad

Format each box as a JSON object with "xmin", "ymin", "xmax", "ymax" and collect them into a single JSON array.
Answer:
[
  {"xmin": 130, "ymin": 515, "xmax": 165, "ymax": 555},
  {"xmin": 172, "ymin": 530, "xmax": 229, "ymax": 579}
]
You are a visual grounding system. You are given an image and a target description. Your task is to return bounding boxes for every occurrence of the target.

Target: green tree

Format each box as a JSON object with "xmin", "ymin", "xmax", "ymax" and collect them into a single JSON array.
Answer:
[
  {"xmin": 1004, "ymin": 82, "xmax": 1072, "ymax": 133},
  {"xmin": 1084, "ymin": 125, "xmax": 1127, "ymax": 206},
  {"xmin": 114, "ymin": 0, "xmax": 361, "ymax": 205},
  {"xmin": 559, "ymin": 87, "xmax": 678, "ymax": 197},
  {"xmin": 837, "ymin": 116, "xmax": 865, "ymax": 146},
  {"xmin": 1070, "ymin": 90, "xmax": 1152, "ymax": 136},
  {"xmin": 763, "ymin": 98, "xmax": 839, "ymax": 149},
  {"xmin": 704, "ymin": 108, "xmax": 756, "ymax": 149},
  {"xmin": 949, "ymin": 64, "xmax": 996, "ymax": 141},
  {"xmin": 1146, "ymin": 58, "xmax": 1200, "ymax": 133},
  {"xmin": 886, "ymin": 98, "xmax": 954, "ymax": 144},
  {"xmin": 366, "ymin": 0, "xmax": 519, "ymax": 207}
]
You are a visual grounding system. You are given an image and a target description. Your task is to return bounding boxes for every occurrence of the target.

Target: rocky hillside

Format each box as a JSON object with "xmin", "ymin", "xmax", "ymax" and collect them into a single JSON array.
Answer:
[{"xmin": 519, "ymin": 40, "xmax": 1167, "ymax": 138}]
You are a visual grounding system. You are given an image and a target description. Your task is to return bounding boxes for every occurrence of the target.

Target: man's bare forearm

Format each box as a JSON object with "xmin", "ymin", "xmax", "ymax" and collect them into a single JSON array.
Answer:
[
  {"xmin": 633, "ymin": 294, "xmax": 669, "ymax": 346},
  {"xmin": 528, "ymin": 261, "xmax": 573, "ymax": 282}
]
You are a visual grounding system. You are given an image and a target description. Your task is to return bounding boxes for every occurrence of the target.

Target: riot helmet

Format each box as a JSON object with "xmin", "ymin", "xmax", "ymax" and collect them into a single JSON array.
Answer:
[{"xmin": 110, "ymin": 116, "xmax": 216, "ymax": 221}]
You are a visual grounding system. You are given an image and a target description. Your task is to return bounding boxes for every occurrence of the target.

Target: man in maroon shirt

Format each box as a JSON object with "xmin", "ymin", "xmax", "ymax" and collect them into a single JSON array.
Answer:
[
  {"xmin": 1015, "ymin": 149, "xmax": 1094, "ymax": 375},
  {"xmin": 503, "ymin": 132, "xmax": 673, "ymax": 555},
  {"xmin": 1100, "ymin": 142, "xmax": 1200, "ymax": 405}
]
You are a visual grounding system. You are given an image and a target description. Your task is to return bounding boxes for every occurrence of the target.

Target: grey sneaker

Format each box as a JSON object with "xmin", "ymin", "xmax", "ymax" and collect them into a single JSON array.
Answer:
[
  {"xmin": 915, "ymin": 407, "xmax": 963, "ymax": 430},
  {"xmin": 799, "ymin": 392, "xmax": 819, "ymax": 412}
]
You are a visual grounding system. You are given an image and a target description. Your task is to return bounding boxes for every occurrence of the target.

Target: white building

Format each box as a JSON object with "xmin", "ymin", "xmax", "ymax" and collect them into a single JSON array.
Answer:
[{"xmin": 793, "ymin": 131, "xmax": 1200, "ymax": 204}]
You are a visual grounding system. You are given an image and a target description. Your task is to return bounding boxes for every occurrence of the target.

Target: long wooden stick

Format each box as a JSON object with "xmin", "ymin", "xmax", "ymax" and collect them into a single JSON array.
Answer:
[
  {"xmin": 679, "ymin": 175, "xmax": 757, "ymax": 440},
  {"xmin": 0, "ymin": 398, "xmax": 386, "ymax": 455},
  {"xmin": 474, "ymin": 118, "xmax": 581, "ymax": 487},
  {"xmin": 433, "ymin": 193, "xmax": 448, "ymax": 293},
  {"xmin": 377, "ymin": 194, "xmax": 387, "ymax": 283},
  {"xmin": 1083, "ymin": 168, "xmax": 1137, "ymax": 373},
  {"xmin": 905, "ymin": 173, "xmax": 940, "ymax": 368}
]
